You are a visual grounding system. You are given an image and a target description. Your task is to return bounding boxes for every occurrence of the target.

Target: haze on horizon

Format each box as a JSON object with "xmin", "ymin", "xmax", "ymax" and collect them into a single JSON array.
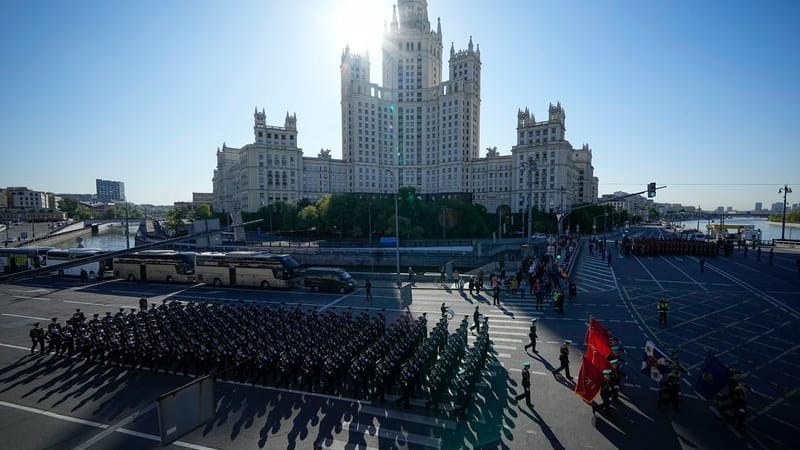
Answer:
[{"xmin": 1, "ymin": 0, "xmax": 798, "ymax": 210}]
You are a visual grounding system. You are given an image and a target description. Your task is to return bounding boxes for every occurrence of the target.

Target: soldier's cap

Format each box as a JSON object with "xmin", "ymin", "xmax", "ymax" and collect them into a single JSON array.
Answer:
[
  {"xmin": 602, "ymin": 369, "xmax": 612, "ymax": 375},
  {"xmin": 531, "ymin": 318, "xmax": 538, "ymax": 323},
  {"xmin": 610, "ymin": 359, "xmax": 619, "ymax": 365},
  {"xmin": 33, "ymin": 323, "xmax": 40, "ymax": 327},
  {"xmin": 611, "ymin": 345, "xmax": 619, "ymax": 351},
  {"xmin": 523, "ymin": 361, "xmax": 530, "ymax": 367},
  {"xmin": 442, "ymin": 302, "xmax": 446, "ymax": 306},
  {"xmin": 51, "ymin": 317, "xmax": 57, "ymax": 321},
  {"xmin": 564, "ymin": 339, "xmax": 572, "ymax": 344},
  {"xmin": 93, "ymin": 313, "xmax": 99, "ymax": 317}
]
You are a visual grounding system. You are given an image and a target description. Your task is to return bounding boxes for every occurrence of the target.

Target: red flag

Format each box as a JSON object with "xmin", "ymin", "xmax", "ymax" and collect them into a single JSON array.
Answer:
[
  {"xmin": 585, "ymin": 317, "xmax": 612, "ymax": 357},
  {"xmin": 574, "ymin": 348, "xmax": 611, "ymax": 402}
]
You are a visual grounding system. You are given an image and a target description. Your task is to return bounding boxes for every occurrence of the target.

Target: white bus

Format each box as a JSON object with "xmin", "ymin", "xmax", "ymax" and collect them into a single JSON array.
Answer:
[
  {"xmin": 0, "ymin": 247, "xmax": 51, "ymax": 274},
  {"xmin": 195, "ymin": 251, "xmax": 301, "ymax": 289},
  {"xmin": 113, "ymin": 250, "xmax": 197, "ymax": 283},
  {"xmin": 46, "ymin": 248, "xmax": 113, "ymax": 278}
]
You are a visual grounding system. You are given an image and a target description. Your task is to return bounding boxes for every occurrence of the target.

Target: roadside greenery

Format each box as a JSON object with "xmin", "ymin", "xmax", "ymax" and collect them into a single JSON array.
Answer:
[{"xmin": 768, "ymin": 209, "xmax": 800, "ymax": 224}]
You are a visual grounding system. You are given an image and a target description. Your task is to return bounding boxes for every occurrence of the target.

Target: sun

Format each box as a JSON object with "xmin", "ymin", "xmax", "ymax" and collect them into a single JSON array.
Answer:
[{"xmin": 333, "ymin": 0, "xmax": 386, "ymax": 56}]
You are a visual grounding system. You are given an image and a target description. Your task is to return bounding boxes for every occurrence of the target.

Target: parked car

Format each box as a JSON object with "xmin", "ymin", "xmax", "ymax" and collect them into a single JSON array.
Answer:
[{"xmin": 303, "ymin": 267, "xmax": 358, "ymax": 293}]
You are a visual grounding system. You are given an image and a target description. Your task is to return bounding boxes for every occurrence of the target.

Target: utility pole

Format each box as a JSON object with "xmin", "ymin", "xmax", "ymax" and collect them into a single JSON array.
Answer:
[{"xmin": 779, "ymin": 185, "xmax": 793, "ymax": 240}]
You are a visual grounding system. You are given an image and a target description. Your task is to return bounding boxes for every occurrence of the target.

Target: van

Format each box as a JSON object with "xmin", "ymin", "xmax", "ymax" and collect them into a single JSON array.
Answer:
[{"xmin": 304, "ymin": 267, "xmax": 357, "ymax": 293}]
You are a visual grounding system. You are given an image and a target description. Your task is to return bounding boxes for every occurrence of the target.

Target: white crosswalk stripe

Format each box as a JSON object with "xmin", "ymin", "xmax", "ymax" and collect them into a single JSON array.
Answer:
[{"xmin": 573, "ymin": 252, "xmax": 617, "ymax": 293}]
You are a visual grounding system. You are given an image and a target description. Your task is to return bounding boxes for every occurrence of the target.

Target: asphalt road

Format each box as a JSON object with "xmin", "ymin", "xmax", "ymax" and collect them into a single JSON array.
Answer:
[{"xmin": 0, "ymin": 229, "xmax": 797, "ymax": 449}]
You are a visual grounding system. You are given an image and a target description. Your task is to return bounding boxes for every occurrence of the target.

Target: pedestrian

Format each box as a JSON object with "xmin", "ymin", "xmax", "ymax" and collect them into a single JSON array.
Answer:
[
  {"xmin": 408, "ymin": 266, "xmax": 415, "ymax": 285},
  {"xmin": 492, "ymin": 283, "xmax": 501, "ymax": 306},
  {"xmin": 523, "ymin": 318, "xmax": 538, "ymax": 353},
  {"xmin": 756, "ymin": 247, "xmax": 761, "ymax": 261},
  {"xmin": 699, "ymin": 256, "xmax": 705, "ymax": 272},
  {"xmin": 568, "ymin": 281, "xmax": 577, "ymax": 301},
  {"xmin": 552, "ymin": 340, "xmax": 573, "ymax": 380},
  {"xmin": 468, "ymin": 276, "xmax": 474, "ymax": 295},
  {"xmin": 471, "ymin": 306, "xmax": 481, "ymax": 333},
  {"xmin": 365, "ymin": 280, "xmax": 372, "ymax": 302},
  {"xmin": 658, "ymin": 297, "xmax": 670, "ymax": 325},
  {"xmin": 29, "ymin": 323, "xmax": 45, "ymax": 355},
  {"xmin": 80, "ymin": 268, "xmax": 88, "ymax": 282},
  {"xmin": 768, "ymin": 248, "xmax": 774, "ymax": 265},
  {"xmin": 514, "ymin": 361, "xmax": 532, "ymax": 406}
]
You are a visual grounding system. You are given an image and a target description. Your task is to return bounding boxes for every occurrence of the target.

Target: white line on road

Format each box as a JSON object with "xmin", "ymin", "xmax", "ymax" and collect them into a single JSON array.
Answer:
[
  {"xmin": 660, "ymin": 256, "xmax": 709, "ymax": 293},
  {"xmin": 0, "ymin": 400, "xmax": 219, "ymax": 450},
  {"xmin": 0, "ymin": 342, "xmax": 29, "ymax": 351},
  {"xmin": 633, "ymin": 255, "xmax": 663, "ymax": 290},
  {"xmin": 2, "ymin": 313, "xmax": 49, "ymax": 321},
  {"xmin": 319, "ymin": 290, "xmax": 358, "ymax": 311}
]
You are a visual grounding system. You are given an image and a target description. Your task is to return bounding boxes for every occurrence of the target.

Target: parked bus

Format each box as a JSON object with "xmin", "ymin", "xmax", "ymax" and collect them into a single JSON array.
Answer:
[
  {"xmin": 195, "ymin": 251, "xmax": 301, "ymax": 289},
  {"xmin": 46, "ymin": 248, "xmax": 113, "ymax": 278},
  {"xmin": 113, "ymin": 250, "xmax": 197, "ymax": 283},
  {"xmin": 0, "ymin": 247, "xmax": 52, "ymax": 274}
]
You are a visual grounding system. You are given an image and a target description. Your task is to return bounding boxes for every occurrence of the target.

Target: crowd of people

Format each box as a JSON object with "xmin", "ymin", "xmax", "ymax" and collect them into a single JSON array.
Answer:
[{"xmin": 29, "ymin": 298, "xmax": 491, "ymax": 410}]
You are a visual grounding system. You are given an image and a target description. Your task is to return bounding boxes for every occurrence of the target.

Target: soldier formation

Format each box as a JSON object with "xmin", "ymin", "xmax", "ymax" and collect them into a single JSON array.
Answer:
[
  {"xmin": 622, "ymin": 237, "xmax": 718, "ymax": 257},
  {"xmin": 29, "ymin": 298, "xmax": 490, "ymax": 411}
]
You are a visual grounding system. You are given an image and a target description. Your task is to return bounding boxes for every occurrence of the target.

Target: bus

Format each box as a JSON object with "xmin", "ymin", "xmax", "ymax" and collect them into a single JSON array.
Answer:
[
  {"xmin": 195, "ymin": 251, "xmax": 301, "ymax": 289},
  {"xmin": 46, "ymin": 248, "xmax": 113, "ymax": 278},
  {"xmin": 113, "ymin": 250, "xmax": 197, "ymax": 283},
  {"xmin": 0, "ymin": 247, "xmax": 52, "ymax": 274}
]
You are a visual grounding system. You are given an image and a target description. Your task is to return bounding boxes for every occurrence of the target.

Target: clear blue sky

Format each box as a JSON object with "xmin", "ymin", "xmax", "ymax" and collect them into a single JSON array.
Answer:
[{"xmin": 1, "ymin": 0, "xmax": 798, "ymax": 210}]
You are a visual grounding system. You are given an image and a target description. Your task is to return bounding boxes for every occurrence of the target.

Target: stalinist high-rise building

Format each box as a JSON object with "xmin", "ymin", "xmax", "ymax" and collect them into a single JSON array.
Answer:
[
  {"xmin": 340, "ymin": 0, "xmax": 480, "ymax": 196},
  {"xmin": 212, "ymin": 0, "xmax": 599, "ymax": 219}
]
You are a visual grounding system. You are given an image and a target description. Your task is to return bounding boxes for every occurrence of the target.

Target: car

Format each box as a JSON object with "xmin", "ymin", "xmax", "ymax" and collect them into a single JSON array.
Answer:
[{"xmin": 303, "ymin": 267, "xmax": 358, "ymax": 293}]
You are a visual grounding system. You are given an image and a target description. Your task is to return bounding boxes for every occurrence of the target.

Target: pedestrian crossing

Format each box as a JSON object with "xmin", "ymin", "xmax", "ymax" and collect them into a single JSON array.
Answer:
[{"xmin": 573, "ymin": 252, "xmax": 618, "ymax": 293}]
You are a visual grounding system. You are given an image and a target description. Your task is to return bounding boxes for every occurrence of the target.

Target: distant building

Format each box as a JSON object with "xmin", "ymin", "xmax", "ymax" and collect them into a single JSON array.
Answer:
[
  {"xmin": 0, "ymin": 188, "xmax": 7, "ymax": 209},
  {"xmin": 754, "ymin": 202, "xmax": 762, "ymax": 212},
  {"xmin": 771, "ymin": 202, "xmax": 783, "ymax": 213},
  {"xmin": 8, "ymin": 187, "xmax": 48, "ymax": 209},
  {"xmin": 96, "ymin": 179, "xmax": 126, "ymax": 202},
  {"xmin": 192, "ymin": 193, "xmax": 213, "ymax": 205}
]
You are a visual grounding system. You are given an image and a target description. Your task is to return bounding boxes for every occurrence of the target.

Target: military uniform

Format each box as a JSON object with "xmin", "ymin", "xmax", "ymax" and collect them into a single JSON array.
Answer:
[
  {"xmin": 552, "ymin": 340, "xmax": 572, "ymax": 379},
  {"xmin": 514, "ymin": 362, "xmax": 532, "ymax": 406},
  {"xmin": 658, "ymin": 298, "xmax": 670, "ymax": 325}
]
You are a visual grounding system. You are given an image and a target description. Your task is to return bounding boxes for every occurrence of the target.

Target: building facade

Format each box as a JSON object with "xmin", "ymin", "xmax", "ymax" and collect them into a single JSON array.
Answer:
[
  {"xmin": 96, "ymin": 179, "xmax": 126, "ymax": 202},
  {"xmin": 212, "ymin": 0, "xmax": 599, "ymax": 217}
]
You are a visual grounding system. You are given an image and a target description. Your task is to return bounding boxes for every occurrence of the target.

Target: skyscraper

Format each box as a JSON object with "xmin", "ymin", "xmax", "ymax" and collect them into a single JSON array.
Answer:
[{"xmin": 96, "ymin": 179, "xmax": 126, "ymax": 202}]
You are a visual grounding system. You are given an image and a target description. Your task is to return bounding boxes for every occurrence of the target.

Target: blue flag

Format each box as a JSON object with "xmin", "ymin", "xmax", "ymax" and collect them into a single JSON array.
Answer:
[
  {"xmin": 641, "ymin": 340, "xmax": 672, "ymax": 383},
  {"xmin": 694, "ymin": 354, "xmax": 730, "ymax": 400}
]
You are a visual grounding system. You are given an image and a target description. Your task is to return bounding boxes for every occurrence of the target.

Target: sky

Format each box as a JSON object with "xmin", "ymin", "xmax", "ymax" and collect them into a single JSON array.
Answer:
[{"xmin": 1, "ymin": 0, "xmax": 798, "ymax": 209}]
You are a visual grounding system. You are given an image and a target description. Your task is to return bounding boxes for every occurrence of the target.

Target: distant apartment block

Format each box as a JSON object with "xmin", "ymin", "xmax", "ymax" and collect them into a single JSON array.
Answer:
[
  {"xmin": 96, "ymin": 179, "xmax": 126, "ymax": 202},
  {"xmin": 754, "ymin": 202, "xmax": 762, "ymax": 212}
]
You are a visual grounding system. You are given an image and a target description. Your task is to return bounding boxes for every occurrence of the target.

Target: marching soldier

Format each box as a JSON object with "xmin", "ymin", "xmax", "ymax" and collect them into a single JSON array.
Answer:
[
  {"xmin": 514, "ymin": 361, "xmax": 532, "ymax": 406},
  {"xmin": 524, "ymin": 318, "xmax": 538, "ymax": 353},
  {"xmin": 441, "ymin": 302, "xmax": 448, "ymax": 318},
  {"xmin": 471, "ymin": 306, "xmax": 481, "ymax": 333},
  {"xmin": 657, "ymin": 371, "xmax": 680, "ymax": 411},
  {"xmin": 139, "ymin": 297, "xmax": 148, "ymax": 311},
  {"xmin": 594, "ymin": 369, "xmax": 614, "ymax": 415},
  {"xmin": 552, "ymin": 340, "xmax": 573, "ymax": 380},
  {"xmin": 658, "ymin": 297, "xmax": 670, "ymax": 325},
  {"xmin": 364, "ymin": 279, "xmax": 372, "ymax": 302},
  {"xmin": 29, "ymin": 323, "xmax": 45, "ymax": 355}
]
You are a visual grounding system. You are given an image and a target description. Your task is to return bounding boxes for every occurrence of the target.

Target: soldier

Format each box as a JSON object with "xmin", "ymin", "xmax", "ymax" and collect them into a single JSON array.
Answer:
[
  {"xmin": 657, "ymin": 371, "xmax": 680, "ymax": 411},
  {"xmin": 658, "ymin": 297, "xmax": 670, "ymax": 325},
  {"xmin": 364, "ymin": 279, "xmax": 372, "ymax": 302},
  {"xmin": 524, "ymin": 318, "xmax": 538, "ymax": 353},
  {"xmin": 441, "ymin": 302, "xmax": 448, "ymax": 318},
  {"xmin": 471, "ymin": 306, "xmax": 481, "ymax": 333},
  {"xmin": 568, "ymin": 280, "xmax": 577, "ymax": 301},
  {"xmin": 768, "ymin": 248, "xmax": 774, "ymax": 265},
  {"xmin": 609, "ymin": 359, "xmax": 624, "ymax": 404},
  {"xmin": 594, "ymin": 369, "xmax": 614, "ymax": 415},
  {"xmin": 552, "ymin": 340, "xmax": 573, "ymax": 380},
  {"xmin": 492, "ymin": 283, "xmax": 501, "ymax": 306},
  {"xmin": 29, "ymin": 323, "xmax": 45, "ymax": 355},
  {"xmin": 514, "ymin": 361, "xmax": 532, "ymax": 406}
]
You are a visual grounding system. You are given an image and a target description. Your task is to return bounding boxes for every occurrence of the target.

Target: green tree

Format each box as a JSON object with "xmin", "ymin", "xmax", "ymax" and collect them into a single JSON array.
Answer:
[
  {"xmin": 192, "ymin": 204, "xmax": 213, "ymax": 220},
  {"xmin": 164, "ymin": 208, "xmax": 187, "ymax": 235},
  {"xmin": 296, "ymin": 205, "xmax": 319, "ymax": 230}
]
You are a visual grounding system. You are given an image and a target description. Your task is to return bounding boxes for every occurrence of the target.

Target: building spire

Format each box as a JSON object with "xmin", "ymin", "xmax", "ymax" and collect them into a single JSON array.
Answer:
[
  {"xmin": 468, "ymin": 35, "xmax": 473, "ymax": 52},
  {"xmin": 437, "ymin": 17, "xmax": 441, "ymax": 37}
]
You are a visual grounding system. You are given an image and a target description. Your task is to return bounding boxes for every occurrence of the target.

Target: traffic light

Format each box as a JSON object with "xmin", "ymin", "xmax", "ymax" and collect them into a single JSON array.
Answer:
[{"xmin": 647, "ymin": 182, "xmax": 656, "ymax": 198}]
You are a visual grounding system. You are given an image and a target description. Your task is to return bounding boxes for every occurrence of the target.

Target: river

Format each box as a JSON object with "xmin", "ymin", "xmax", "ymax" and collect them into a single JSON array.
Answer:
[{"xmin": 677, "ymin": 216, "xmax": 799, "ymax": 241}]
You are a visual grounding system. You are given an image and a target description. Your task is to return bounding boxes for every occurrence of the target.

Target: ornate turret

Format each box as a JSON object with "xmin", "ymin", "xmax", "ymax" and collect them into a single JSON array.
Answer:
[
  {"xmin": 548, "ymin": 101, "xmax": 565, "ymax": 125},
  {"xmin": 284, "ymin": 112, "xmax": 297, "ymax": 130}
]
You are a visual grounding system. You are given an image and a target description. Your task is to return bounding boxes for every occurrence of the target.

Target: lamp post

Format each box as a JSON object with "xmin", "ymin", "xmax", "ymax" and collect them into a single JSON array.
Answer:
[
  {"xmin": 368, "ymin": 201, "xmax": 372, "ymax": 246},
  {"xmin": 125, "ymin": 201, "xmax": 130, "ymax": 249},
  {"xmin": 779, "ymin": 185, "xmax": 793, "ymax": 240},
  {"xmin": 520, "ymin": 158, "xmax": 538, "ymax": 241},
  {"xmin": 385, "ymin": 168, "xmax": 400, "ymax": 287}
]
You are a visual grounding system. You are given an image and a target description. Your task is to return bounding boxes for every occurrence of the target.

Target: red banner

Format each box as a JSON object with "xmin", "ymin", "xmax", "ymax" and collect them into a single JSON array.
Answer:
[
  {"xmin": 575, "ymin": 348, "xmax": 610, "ymax": 402},
  {"xmin": 585, "ymin": 317, "xmax": 612, "ymax": 358}
]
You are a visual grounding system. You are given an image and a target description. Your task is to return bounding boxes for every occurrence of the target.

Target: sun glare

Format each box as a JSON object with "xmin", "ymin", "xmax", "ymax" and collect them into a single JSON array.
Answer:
[{"xmin": 334, "ymin": 0, "xmax": 386, "ymax": 56}]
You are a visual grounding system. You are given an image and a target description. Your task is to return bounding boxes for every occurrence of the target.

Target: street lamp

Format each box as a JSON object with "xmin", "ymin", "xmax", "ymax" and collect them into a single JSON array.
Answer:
[
  {"xmin": 520, "ymin": 158, "xmax": 538, "ymax": 241},
  {"xmin": 385, "ymin": 168, "xmax": 401, "ymax": 287},
  {"xmin": 779, "ymin": 185, "xmax": 793, "ymax": 240}
]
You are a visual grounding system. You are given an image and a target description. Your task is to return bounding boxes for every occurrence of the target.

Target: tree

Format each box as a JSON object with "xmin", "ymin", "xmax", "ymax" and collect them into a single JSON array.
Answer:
[
  {"xmin": 164, "ymin": 208, "xmax": 187, "ymax": 235},
  {"xmin": 296, "ymin": 205, "xmax": 319, "ymax": 230},
  {"xmin": 192, "ymin": 204, "xmax": 213, "ymax": 220}
]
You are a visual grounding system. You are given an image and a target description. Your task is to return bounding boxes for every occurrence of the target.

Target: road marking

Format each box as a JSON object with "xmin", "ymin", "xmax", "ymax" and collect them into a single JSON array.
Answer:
[
  {"xmin": 72, "ymin": 403, "xmax": 156, "ymax": 450},
  {"xmin": 0, "ymin": 342, "xmax": 30, "ymax": 351},
  {"xmin": 341, "ymin": 417, "xmax": 441, "ymax": 449},
  {"xmin": 358, "ymin": 405, "xmax": 457, "ymax": 430},
  {"xmin": 706, "ymin": 263, "xmax": 800, "ymax": 319},
  {"xmin": 660, "ymin": 257, "xmax": 709, "ymax": 293},
  {"xmin": 319, "ymin": 290, "xmax": 358, "ymax": 311},
  {"xmin": 632, "ymin": 255, "xmax": 663, "ymax": 290},
  {"xmin": 0, "ymin": 400, "xmax": 218, "ymax": 450},
  {"xmin": 2, "ymin": 313, "xmax": 49, "ymax": 321}
]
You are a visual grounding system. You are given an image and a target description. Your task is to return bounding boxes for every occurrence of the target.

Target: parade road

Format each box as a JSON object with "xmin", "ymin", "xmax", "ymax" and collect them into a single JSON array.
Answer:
[{"xmin": 0, "ymin": 236, "xmax": 797, "ymax": 449}]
